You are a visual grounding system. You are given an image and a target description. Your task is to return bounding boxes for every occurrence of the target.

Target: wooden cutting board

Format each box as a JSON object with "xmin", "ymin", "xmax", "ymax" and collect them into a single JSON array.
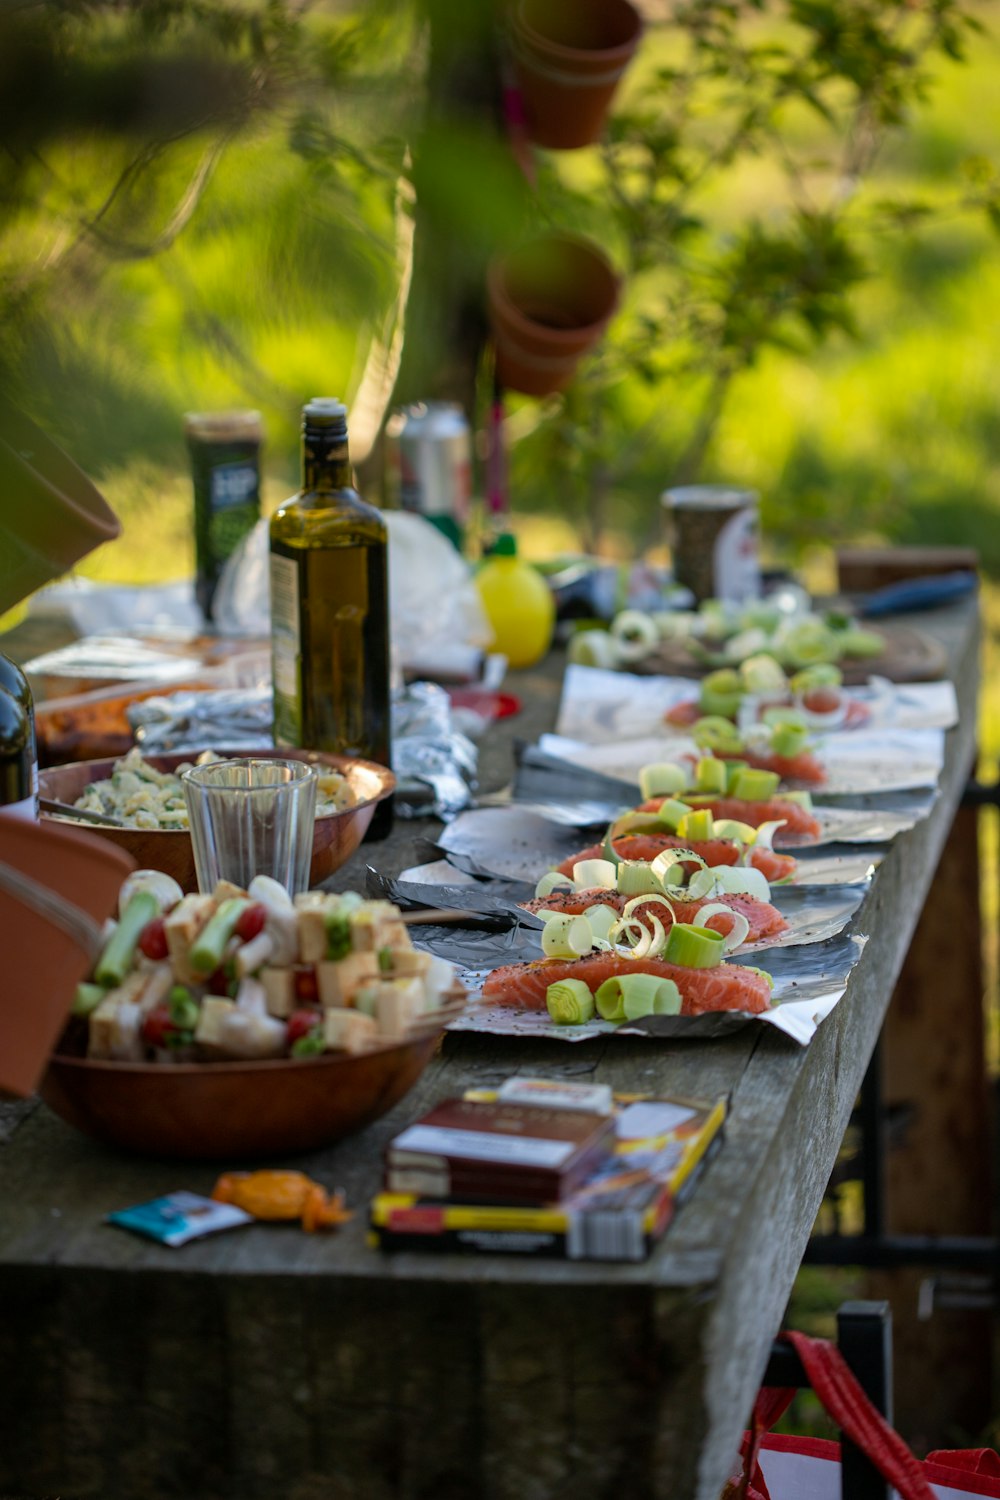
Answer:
[{"xmin": 633, "ymin": 622, "xmax": 949, "ymax": 684}]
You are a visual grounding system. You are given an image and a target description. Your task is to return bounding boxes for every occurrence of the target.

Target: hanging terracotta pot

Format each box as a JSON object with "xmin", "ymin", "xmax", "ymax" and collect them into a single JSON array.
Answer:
[
  {"xmin": 510, "ymin": 0, "xmax": 643, "ymax": 151},
  {"xmin": 0, "ymin": 395, "xmax": 120, "ymax": 615},
  {"xmin": 0, "ymin": 816, "xmax": 134, "ymax": 1096},
  {"xmin": 487, "ymin": 232, "xmax": 621, "ymax": 397}
]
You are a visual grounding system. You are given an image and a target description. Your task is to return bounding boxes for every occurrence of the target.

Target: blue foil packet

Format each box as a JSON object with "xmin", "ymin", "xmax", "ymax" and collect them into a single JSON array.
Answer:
[{"xmin": 107, "ymin": 1190, "xmax": 252, "ymax": 1247}]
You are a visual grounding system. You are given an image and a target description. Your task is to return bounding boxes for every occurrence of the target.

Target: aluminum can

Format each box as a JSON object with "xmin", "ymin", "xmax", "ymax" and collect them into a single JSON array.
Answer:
[
  {"xmin": 661, "ymin": 484, "xmax": 760, "ymax": 604},
  {"xmin": 385, "ymin": 401, "xmax": 472, "ymax": 549}
]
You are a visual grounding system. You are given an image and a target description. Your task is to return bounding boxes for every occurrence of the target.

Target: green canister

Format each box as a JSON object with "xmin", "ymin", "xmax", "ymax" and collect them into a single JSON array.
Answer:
[{"xmin": 185, "ymin": 410, "xmax": 263, "ymax": 623}]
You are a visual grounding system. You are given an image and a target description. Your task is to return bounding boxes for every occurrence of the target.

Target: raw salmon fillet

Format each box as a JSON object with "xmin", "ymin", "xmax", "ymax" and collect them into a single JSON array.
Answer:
[
  {"xmin": 639, "ymin": 794, "xmax": 821, "ymax": 843},
  {"xmin": 520, "ymin": 888, "xmax": 788, "ymax": 944},
  {"xmin": 555, "ymin": 833, "xmax": 797, "ymax": 884},
  {"xmin": 664, "ymin": 696, "xmax": 869, "ymax": 731},
  {"xmin": 482, "ymin": 952, "xmax": 774, "ymax": 1015}
]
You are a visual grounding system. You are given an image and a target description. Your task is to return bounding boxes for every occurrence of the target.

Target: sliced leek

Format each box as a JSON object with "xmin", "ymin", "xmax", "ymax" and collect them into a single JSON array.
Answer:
[
  {"xmin": 656, "ymin": 798, "xmax": 691, "ymax": 831},
  {"xmin": 546, "ymin": 979, "xmax": 596, "ymax": 1025},
  {"xmin": 770, "ymin": 722, "xmax": 810, "ymax": 758},
  {"xmin": 572, "ymin": 858, "xmax": 618, "ymax": 891},
  {"xmin": 541, "ymin": 913, "xmax": 594, "ymax": 959},
  {"xmin": 728, "ymin": 767, "xmax": 780, "ymax": 802},
  {"xmin": 638, "ymin": 762, "xmax": 688, "ymax": 800},
  {"xmin": 582, "ymin": 903, "xmax": 620, "ymax": 944},
  {"xmin": 712, "ymin": 818, "xmax": 757, "ymax": 845},
  {"xmin": 535, "ymin": 870, "xmax": 576, "ymax": 899},
  {"xmin": 622, "ymin": 974, "xmax": 682, "ymax": 1020},
  {"xmin": 678, "ymin": 809, "xmax": 714, "ymax": 841},
  {"xmin": 691, "ymin": 902, "xmax": 750, "ymax": 952},
  {"xmin": 663, "ymin": 922, "xmax": 725, "ymax": 968},
  {"xmin": 751, "ymin": 819, "xmax": 787, "ymax": 851},
  {"xmin": 694, "ymin": 757, "xmax": 727, "ymax": 794},
  {"xmin": 616, "ymin": 860, "xmax": 661, "ymax": 896},
  {"xmin": 691, "ymin": 716, "xmax": 742, "ymax": 755}
]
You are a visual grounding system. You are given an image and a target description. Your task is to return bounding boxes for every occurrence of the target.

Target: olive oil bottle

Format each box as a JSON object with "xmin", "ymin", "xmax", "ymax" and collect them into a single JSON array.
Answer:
[{"xmin": 269, "ymin": 399, "xmax": 392, "ymax": 836}]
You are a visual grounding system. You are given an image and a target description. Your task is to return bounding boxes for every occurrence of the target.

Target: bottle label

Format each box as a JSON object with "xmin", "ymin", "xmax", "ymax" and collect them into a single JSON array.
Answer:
[
  {"xmin": 269, "ymin": 551, "xmax": 302, "ymax": 745},
  {"xmin": 713, "ymin": 507, "xmax": 760, "ymax": 604},
  {"xmin": 0, "ymin": 796, "xmax": 36, "ymax": 821}
]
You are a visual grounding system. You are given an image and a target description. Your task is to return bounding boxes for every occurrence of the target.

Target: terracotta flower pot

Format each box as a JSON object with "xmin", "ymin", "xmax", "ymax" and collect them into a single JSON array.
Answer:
[
  {"xmin": 487, "ymin": 232, "xmax": 621, "ymax": 397},
  {"xmin": 510, "ymin": 0, "xmax": 643, "ymax": 151},
  {"xmin": 0, "ymin": 816, "xmax": 134, "ymax": 1096},
  {"xmin": 0, "ymin": 396, "xmax": 120, "ymax": 615}
]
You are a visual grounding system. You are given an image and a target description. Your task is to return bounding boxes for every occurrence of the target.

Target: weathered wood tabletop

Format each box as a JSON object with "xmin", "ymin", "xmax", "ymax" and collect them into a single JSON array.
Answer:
[{"xmin": 0, "ymin": 596, "xmax": 979, "ymax": 1500}]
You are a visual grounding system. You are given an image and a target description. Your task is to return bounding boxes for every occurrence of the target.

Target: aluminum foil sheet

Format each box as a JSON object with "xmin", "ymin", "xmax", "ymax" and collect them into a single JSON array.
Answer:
[
  {"xmin": 129, "ymin": 687, "xmax": 275, "ymax": 752},
  {"xmin": 390, "ymin": 682, "xmax": 478, "ymax": 819}
]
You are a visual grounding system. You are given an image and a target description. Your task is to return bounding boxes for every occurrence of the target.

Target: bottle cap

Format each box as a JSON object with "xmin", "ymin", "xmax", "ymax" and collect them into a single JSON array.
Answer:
[
  {"xmin": 304, "ymin": 399, "xmax": 347, "ymax": 421},
  {"xmin": 492, "ymin": 532, "xmax": 518, "ymax": 557}
]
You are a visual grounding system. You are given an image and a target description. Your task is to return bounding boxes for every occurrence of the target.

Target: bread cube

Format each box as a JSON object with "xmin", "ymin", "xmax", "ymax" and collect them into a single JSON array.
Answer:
[
  {"xmin": 164, "ymin": 895, "xmax": 215, "ymax": 983},
  {"xmin": 373, "ymin": 977, "xmax": 424, "ymax": 1041},
  {"xmin": 381, "ymin": 948, "xmax": 433, "ymax": 980},
  {"xmin": 323, "ymin": 1008, "xmax": 378, "ymax": 1054},
  {"xmin": 316, "ymin": 951, "xmax": 379, "ymax": 1008},
  {"xmin": 260, "ymin": 966, "xmax": 296, "ymax": 1019}
]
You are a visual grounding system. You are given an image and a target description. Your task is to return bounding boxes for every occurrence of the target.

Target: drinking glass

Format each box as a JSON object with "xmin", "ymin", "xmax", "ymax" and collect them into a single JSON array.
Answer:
[{"xmin": 182, "ymin": 758, "xmax": 317, "ymax": 895}]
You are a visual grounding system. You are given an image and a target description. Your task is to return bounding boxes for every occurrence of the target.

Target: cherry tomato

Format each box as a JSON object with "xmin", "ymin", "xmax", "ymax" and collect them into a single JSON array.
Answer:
[
  {"xmin": 294, "ymin": 968, "xmax": 319, "ymax": 1003},
  {"xmin": 138, "ymin": 917, "xmax": 168, "ymax": 961},
  {"xmin": 141, "ymin": 1002, "xmax": 174, "ymax": 1049},
  {"xmin": 235, "ymin": 902, "xmax": 267, "ymax": 942},
  {"xmin": 286, "ymin": 1008, "xmax": 322, "ymax": 1046},
  {"xmin": 802, "ymin": 687, "xmax": 842, "ymax": 715},
  {"xmin": 206, "ymin": 965, "xmax": 232, "ymax": 996}
]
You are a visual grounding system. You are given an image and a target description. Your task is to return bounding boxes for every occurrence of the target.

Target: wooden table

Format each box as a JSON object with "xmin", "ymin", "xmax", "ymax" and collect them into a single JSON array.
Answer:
[{"xmin": 0, "ymin": 597, "xmax": 980, "ymax": 1500}]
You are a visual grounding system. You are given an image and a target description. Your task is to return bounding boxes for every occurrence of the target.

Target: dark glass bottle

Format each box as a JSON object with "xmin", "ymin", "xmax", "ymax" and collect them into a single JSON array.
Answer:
[
  {"xmin": 0, "ymin": 687, "xmax": 33, "ymax": 819},
  {"xmin": 269, "ymin": 399, "xmax": 392, "ymax": 838},
  {"xmin": 0, "ymin": 653, "xmax": 37, "ymax": 812}
]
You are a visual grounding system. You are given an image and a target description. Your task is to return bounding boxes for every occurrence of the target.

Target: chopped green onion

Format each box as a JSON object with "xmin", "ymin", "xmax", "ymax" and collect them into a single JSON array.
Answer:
[
  {"xmin": 572, "ymin": 858, "xmax": 618, "ymax": 891},
  {"xmin": 189, "ymin": 897, "xmax": 251, "ymax": 977},
  {"xmin": 72, "ymin": 982, "xmax": 106, "ymax": 1017},
  {"xmin": 638, "ymin": 762, "xmax": 688, "ymax": 800},
  {"xmin": 291, "ymin": 1030, "xmax": 326, "ymax": 1057},
  {"xmin": 728, "ymin": 768, "xmax": 780, "ymax": 802},
  {"xmin": 546, "ymin": 979, "xmax": 596, "ymax": 1025},
  {"xmin": 616, "ymin": 860, "xmax": 661, "ymax": 897},
  {"xmin": 323, "ymin": 909, "xmax": 352, "ymax": 961},
  {"xmin": 664, "ymin": 923, "xmax": 726, "ymax": 968},
  {"xmin": 541, "ymin": 913, "xmax": 594, "ymax": 960},
  {"xmin": 692, "ymin": 903, "xmax": 750, "ymax": 952},
  {"xmin": 94, "ymin": 890, "xmax": 159, "ymax": 989},
  {"xmin": 692, "ymin": 717, "xmax": 743, "ymax": 755},
  {"xmin": 694, "ymin": 757, "xmax": 727, "ymax": 794},
  {"xmin": 168, "ymin": 987, "xmax": 200, "ymax": 1031},
  {"xmin": 535, "ymin": 870, "xmax": 576, "ymax": 900},
  {"xmin": 677, "ymin": 809, "xmax": 714, "ymax": 841}
]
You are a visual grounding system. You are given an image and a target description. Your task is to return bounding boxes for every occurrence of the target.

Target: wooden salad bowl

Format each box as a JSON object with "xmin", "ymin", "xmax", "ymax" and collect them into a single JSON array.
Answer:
[
  {"xmin": 41, "ymin": 998, "xmax": 466, "ymax": 1160},
  {"xmin": 37, "ymin": 747, "xmax": 395, "ymax": 893}
]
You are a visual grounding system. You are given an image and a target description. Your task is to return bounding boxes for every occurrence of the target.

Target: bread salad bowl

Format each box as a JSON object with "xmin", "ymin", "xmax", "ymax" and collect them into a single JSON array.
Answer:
[
  {"xmin": 42, "ymin": 870, "xmax": 465, "ymax": 1159},
  {"xmin": 38, "ymin": 747, "xmax": 395, "ymax": 892}
]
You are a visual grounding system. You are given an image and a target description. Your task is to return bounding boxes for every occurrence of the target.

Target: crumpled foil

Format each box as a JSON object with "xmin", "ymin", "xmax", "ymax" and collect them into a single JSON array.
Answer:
[
  {"xmin": 128, "ymin": 680, "xmax": 478, "ymax": 819},
  {"xmin": 129, "ymin": 688, "xmax": 275, "ymax": 751},
  {"xmin": 391, "ymin": 682, "xmax": 477, "ymax": 819}
]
